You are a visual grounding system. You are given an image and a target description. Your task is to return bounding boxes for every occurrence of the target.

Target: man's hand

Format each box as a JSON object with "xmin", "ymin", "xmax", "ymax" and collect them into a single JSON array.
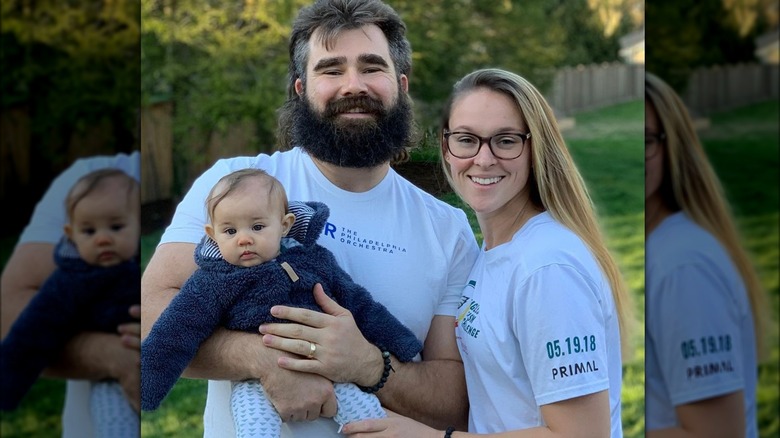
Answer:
[
  {"xmin": 114, "ymin": 304, "xmax": 141, "ymax": 412},
  {"xmin": 261, "ymin": 363, "xmax": 338, "ymax": 421},
  {"xmin": 118, "ymin": 304, "xmax": 141, "ymax": 350},
  {"xmin": 114, "ymin": 346, "xmax": 141, "ymax": 413},
  {"xmin": 259, "ymin": 284, "xmax": 383, "ymax": 386}
]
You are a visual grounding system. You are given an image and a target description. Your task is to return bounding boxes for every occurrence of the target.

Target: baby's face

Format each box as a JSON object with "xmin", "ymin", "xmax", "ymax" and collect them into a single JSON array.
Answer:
[
  {"xmin": 208, "ymin": 188, "xmax": 291, "ymax": 267},
  {"xmin": 68, "ymin": 187, "xmax": 140, "ymax": 267}
]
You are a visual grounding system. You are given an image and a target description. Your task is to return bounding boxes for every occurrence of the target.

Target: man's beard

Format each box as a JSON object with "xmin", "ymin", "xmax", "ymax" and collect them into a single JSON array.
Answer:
[{"xmin": 290, "ymin": 92, "xmax": 413, "ymax": 168}]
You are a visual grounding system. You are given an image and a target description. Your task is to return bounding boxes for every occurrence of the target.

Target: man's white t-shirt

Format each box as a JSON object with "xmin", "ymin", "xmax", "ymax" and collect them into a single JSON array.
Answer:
[
  {"xmin": 645, "ymin": 212, "xmax": 757, "ymax": 437},
  {"xmin": 16, "ymin": 151, "xmax": 141, "ymax": 438},
  {"xmin": 456, "ymin": 212, "xmax": 623, "ymax": 437},
  {"xmin": 160, "ymin": 147, "xmax": 480, "ymax": 437}
]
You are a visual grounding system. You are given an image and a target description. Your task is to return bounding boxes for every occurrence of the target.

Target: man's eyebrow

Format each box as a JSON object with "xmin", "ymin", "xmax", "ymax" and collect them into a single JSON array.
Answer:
[
  {"xmin": 313, "ymin": 56, "xmax": 347, "ymax": 71},
  {"xmin": 358, "ymin": 54, "xmax": 389, "ymax": 67}
]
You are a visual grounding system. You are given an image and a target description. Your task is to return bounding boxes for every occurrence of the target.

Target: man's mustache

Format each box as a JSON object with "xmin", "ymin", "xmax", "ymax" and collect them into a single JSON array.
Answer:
[{"xmin": 323, "ymin": 95, "xmax": 386, "ymax": 119}]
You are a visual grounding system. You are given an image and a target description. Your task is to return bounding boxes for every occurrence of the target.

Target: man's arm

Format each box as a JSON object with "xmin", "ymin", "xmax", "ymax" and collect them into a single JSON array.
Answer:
[
  {"xmin": 378, "ymin": 314, "xmax": 469, "ymax": 430},
  {"xmin": 141, "ymin": 242, "xmax": 338, "ymax": 419},
  {"xmin": 1, "ymin": 242, "xmax": 141, "ymax": 410},
  {"xmin": 260, "ymin": 287, "xmax": 469, "ymax": 430}
]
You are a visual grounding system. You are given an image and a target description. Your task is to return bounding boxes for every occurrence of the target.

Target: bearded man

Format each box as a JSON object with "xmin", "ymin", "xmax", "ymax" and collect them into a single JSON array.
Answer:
[{"xmin": 141, "ymin": 1, "xmax": 479, "ymax": 437}]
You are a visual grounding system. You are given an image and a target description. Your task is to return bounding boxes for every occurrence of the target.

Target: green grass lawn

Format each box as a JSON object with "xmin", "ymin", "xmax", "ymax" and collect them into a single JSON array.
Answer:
[
  {"xmin": 566, "ymin": 99, "xmax": 646, "ymax": 437},
  {"xmin": 701, "ymin": 100, "xmax": 779, "ymax": 438},
  {"xmin": 3, "ymin": 98, "xmax": 776, "ymax": 437}
]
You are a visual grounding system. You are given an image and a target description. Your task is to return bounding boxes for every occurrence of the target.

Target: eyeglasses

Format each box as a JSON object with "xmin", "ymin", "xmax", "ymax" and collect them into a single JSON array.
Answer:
[
  {"xmin": 645, "ymin": 132, "xmax": 666, "ymax": 159},
  {"xmin": 443, "ymin": 130, "xmax": 531, "ymax": 160}
]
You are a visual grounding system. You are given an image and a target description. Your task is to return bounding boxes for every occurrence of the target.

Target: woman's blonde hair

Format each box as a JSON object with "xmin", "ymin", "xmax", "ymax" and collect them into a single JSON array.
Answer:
[
  {"xmin": 440, "ymin": 68, "xmax": 634, "ymax": 354},
  {"xmin": 646, "ymin": 72, "xmax": 770, "ymax": 360}
]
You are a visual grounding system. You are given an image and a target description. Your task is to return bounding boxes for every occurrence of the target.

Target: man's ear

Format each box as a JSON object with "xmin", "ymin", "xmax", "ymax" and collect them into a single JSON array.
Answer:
[
  {"xmin": 400, "ymin": 74, "xmax": 409, "ymax": 93},
  {"xmin": 281, "ymin": 213, "xmax": 296, "ymax": 236},
  {"xmin": 294, "ymin": 78, "xmax": 304, "ymax": 96},
  {"xmin": 205, "ymin": 224, "xmax": 215, "ymax": 240}
]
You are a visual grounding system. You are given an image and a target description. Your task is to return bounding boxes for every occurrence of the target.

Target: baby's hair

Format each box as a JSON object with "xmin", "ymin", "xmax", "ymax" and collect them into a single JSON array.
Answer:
[
  {"xmin": 206, "ymin": 168, "xmax": 289, "ymax": 222},
  {"xmin": 65, "ymin": 168, "xmax": 139, "ymax": 220}
]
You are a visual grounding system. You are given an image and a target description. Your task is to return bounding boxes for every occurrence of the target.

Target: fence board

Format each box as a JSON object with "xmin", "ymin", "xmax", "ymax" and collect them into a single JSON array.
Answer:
[
  {"xmin": 0, "ymin": 106, "xmax": 31, "ymax": 196},
  {"xmin": 141, "ymin": 102, "xmax": 174, "ymax": 204},
  {"xmin": 683, "ymin": 63, "xmax": 780, "ymax": 116},
  {"xmin": 549, "ymin": 62, "xmax": 644, "ymax": 116}
]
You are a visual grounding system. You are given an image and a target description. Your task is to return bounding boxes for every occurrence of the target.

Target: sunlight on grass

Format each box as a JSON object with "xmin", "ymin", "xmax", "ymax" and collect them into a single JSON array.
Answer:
[
  {"xmin": 0, "ymin": 380, "xmax": 65, "ymax": 438},
  {"xmin": 141, "ymin": 379, "xmax": 207, "ymax": 437}
]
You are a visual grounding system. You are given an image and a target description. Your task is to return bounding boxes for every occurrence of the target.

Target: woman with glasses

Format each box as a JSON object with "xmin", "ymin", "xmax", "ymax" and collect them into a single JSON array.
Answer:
[
  {"xmin": 342, "ymin": 68, "xmax": 632, "ymax": 437},
  {"xmin": 645, "ymin": 72, "xmax": 767, "ymax": 438}
]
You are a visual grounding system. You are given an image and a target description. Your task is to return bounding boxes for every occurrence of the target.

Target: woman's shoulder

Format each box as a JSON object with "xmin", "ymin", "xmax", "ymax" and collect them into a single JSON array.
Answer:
[{"xmin": 505, "ymin": 212, "xmax": 603, "ymax": 280}]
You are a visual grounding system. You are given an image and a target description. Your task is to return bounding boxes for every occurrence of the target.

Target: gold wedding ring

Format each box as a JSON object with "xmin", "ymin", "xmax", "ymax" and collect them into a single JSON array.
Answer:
[{"xmin": 307, "ymin": 341, "xmax": 317, "ymax": 359}]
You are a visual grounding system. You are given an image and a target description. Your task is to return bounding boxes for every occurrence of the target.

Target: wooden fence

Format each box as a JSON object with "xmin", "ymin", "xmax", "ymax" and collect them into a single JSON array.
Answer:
[
  {"xmin": 683, "ymin": 63, "xmax": 780, "ymax": 116},
  {"xmin": 548, "ymin": 62, "xmax": 644, "ymax": 116}
]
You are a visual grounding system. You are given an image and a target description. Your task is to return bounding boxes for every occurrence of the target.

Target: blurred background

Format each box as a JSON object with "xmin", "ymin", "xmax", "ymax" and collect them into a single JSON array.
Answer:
[
  {"xmin": 136, "ymin": 0, "xmax": 647, "ymax": 224},
  {"xmin": 646, "ymin": 0, "xmax": 779, "ymax": 437},
  {"xmin": 1, "ymin": 1, "xmax": 140, "ymax": 237}
]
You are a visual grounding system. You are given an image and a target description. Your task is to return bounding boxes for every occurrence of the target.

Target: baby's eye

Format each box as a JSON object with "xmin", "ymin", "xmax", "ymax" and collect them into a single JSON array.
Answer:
[
  {"xmin": 225, "ymin": 228, "xmax": 237, "ymax": 235},
  {"xmin": 253, "ymin": 224, "xmax": 265, "ymax": 231},
  {"xmin": 111, "ymin": 223, "xmax": 126, "ymax": 232}
]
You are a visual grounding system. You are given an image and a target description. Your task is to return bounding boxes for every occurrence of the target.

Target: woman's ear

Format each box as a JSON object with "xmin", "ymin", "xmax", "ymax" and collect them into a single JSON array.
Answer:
[{"xmin": 442, "ymin": 134, "xmax": 451, "ymax": 163}]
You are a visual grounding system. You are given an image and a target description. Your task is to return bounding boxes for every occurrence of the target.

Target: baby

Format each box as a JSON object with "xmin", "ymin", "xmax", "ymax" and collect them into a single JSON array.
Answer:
[
  {"xmin": 1, "ymin": 168, "xmax": 141, "ymax": 437},
  {"xmin": 141, "ymin": 168, "xmax": 422, "ymax": 437}
]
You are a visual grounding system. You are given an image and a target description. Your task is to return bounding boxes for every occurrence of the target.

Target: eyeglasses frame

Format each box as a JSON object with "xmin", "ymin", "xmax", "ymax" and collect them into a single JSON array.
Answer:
[
  {"xmin": 443, "ymin": 130, "xmax": 532, "ymax": 160},
  {"xmin": 645, "ymin": 131, "xmax": 666, "ymax": 159}
]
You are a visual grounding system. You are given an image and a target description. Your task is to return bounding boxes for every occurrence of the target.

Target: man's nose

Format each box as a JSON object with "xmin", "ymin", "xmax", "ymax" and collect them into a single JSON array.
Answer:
[{"xmin": 341, "ymin": 68, "xmax": 368, "ymax": 96}]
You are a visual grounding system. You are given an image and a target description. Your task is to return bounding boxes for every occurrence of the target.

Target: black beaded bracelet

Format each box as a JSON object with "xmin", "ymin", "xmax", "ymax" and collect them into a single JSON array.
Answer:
[
  {"xmin": 444, "ymin": 426, "xmax": 455, "ymax": 438},
  {"xmin": 357, "ymin": 349, "xmax": 394, "ymax": 393}
]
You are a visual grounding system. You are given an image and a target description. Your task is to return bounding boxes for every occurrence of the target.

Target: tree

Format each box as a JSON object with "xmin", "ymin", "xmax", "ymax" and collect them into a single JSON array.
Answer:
[{"xmin": 646, "ymin": 0, "xmax": 771, "ymax": 93}]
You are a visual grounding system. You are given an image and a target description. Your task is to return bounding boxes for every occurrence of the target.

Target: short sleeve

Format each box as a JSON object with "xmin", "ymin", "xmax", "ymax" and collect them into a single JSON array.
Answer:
[
  {"xmin": 516, "ymin": 264, "xmax": 611, "ymax": 406},
  {"xmin": 18, "ymin": 152, "xmax": 140, "ymax": 245},
  {"xmin": 435, "ymin": 220, "xmax": 479, "ymax": 317},
  {"xmin": 161, "ymin": 156, "xmax": 258, "ymax": 245},
  {"xmin": 647, "ymin": 262, "xmax": 745, "ymax": 406}
]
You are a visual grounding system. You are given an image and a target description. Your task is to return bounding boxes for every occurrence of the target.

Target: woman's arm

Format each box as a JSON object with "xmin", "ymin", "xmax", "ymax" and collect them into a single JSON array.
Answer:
[
  {"xmin": 341, "ymin": 391, "xmax": 610, "ymax": 438},
  {"xmin": 647, "ymin": 391, "xmax": 745, "ymax": 438}
]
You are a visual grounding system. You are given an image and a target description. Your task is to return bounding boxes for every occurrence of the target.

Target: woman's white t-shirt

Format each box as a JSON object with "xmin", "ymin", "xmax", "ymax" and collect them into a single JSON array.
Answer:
[{"xmin": 456, "ymin": 211, "xmax": 623, "ymax": 437}]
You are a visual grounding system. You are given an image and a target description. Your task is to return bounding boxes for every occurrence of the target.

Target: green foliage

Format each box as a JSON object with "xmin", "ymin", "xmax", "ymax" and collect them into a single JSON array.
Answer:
[
  {"xmin": 547, "ymin": 0, "xmax": 626, "ymax": 67},
  {"xmin": 141, "ymin": 0, "xmax": 309, "ymax": 184},
  {"xmin": 1, "ymin": 1, "xmax": 139, "ymax": 169},
  {"xmin": 645, "ymin": 0, "xmax": 768, "ymax": 93},
  {"xmin": 140, "ymin": 0, "xmax": 628, "ymax": 171},
  {"xmin": 394, "ymin": 0, "xmax": 570, "ymax": 126}
]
